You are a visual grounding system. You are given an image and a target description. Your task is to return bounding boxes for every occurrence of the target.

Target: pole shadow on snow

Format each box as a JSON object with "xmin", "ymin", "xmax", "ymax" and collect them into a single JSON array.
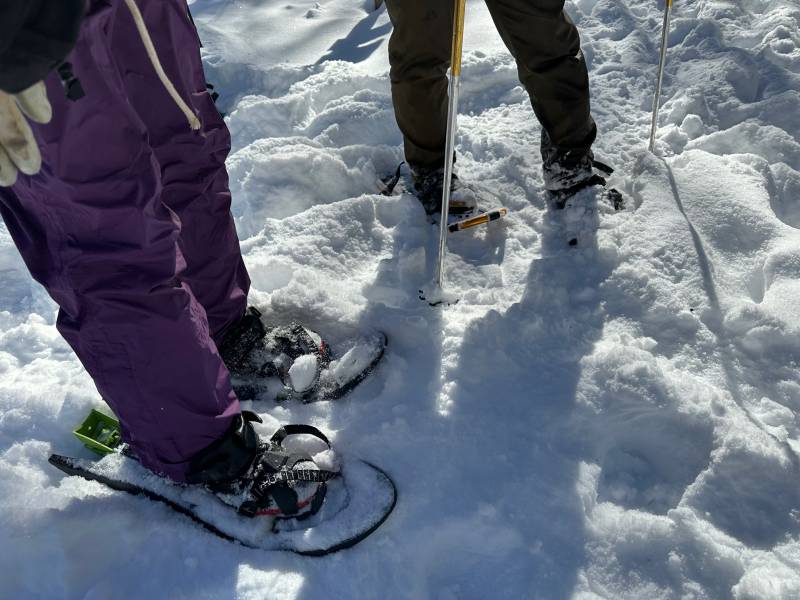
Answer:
[
  {"xmin": 316, "ymin": 10, "xmax": 391, "ymax": 66},
  {"xmin": 402, "ymin": 202, "xmax": 609, "ymax": 598}
]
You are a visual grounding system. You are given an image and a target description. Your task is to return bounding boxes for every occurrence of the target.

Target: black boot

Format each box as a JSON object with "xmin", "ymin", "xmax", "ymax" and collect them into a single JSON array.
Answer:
[
  {"xmin": 218, "ymin": 307, "xmax": 268, "ymax": 376},
  {"xmin": 541, "ymin": 129, "xmax": 623, "ymax": 209},
  {"xmin": 410, "ymin": 164, "xmax": 479, "ymax": 216},
  {"xmin": 541, "ymin": 129, "xmax": 596, "ymax": 193}
]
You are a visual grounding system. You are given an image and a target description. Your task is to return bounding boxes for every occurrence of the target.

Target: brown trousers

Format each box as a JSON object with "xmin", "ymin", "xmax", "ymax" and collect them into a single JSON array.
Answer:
[{"xmin": 384, "ymin": 0, "xmax": 596, "ymax": 168}]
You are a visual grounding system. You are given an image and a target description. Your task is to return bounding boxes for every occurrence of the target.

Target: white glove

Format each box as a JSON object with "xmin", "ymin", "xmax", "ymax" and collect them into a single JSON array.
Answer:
[{"xmin": 0, "ymin": 82, "xmax": 52, "ymax": 186}]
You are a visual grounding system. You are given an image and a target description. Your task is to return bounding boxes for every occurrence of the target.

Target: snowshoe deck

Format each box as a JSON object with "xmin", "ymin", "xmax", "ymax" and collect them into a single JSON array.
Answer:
[{"xmin": 49, "ymin": 451, "xmax": 397, "ymax": 556}]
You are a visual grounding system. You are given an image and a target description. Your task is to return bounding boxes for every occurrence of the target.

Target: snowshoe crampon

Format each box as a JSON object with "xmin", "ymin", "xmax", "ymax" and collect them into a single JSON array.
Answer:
[{"xmin": 49, "ymin": 414, "xmax": 397, "ymax": 556}]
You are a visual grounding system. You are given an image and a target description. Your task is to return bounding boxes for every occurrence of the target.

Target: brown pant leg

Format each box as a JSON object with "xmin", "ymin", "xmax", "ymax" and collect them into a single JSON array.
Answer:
[
  {"xmin": 484, "ymin": 0, "xmax": 596, "ymax": 154},
  {"xmin": 384, "ymin": 0, "xmax": 454, "ymax": 168}
]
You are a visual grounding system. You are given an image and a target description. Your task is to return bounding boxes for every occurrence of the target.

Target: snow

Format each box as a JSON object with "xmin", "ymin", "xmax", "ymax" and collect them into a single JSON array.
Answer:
[
  {"xmin": 2, "ymin": 0, "xmax": 800, "ymax": 598},
  {"xmin": 288, "ymin": 354, "xmax": 319, "ymax": 392}
]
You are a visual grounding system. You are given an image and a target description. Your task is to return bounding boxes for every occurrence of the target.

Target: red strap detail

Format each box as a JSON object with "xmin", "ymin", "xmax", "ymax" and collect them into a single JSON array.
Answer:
[{"xmin": 254, "ymin": 493, "xmax": 314, "ymax": 517}]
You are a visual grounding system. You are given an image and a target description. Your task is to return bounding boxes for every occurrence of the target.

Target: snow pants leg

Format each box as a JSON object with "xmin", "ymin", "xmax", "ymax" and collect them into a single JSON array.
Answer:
[
  {"xmin": 0, "ymin": 0, "xmax": 249, "ymax": 482},
  {"xmin": 383, "ymin": 0, "xmax": 596, "ymax": 168}
]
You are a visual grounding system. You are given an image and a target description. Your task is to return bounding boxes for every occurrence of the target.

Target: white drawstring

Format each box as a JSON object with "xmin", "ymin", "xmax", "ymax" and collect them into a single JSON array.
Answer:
[{"xmin": 123, "ymin": 0, "xmax": 201, "ymax": 131}]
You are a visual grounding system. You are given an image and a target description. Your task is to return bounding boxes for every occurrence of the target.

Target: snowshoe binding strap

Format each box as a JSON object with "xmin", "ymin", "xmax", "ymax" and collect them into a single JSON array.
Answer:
[
  {"xmin": 552, "ymin": 173, "xmax": 608, "ymax": 207},
  {"xmin": 550, "ymin": 160, "xmax": 624, "ymax": 211},
  {"xmin": 238, "ymin": 466, "xmax": 337, "ymax": 518},
  {"xmin": 379, "ymin": 162, "xmax": 405, "ymax": 196},
  {"xmin": 237, "ymin": 422, "xmax": 340, "ymax": 519},
  {"xmin": 266, "ymin": 323, "xmax": 331, "ymax": 367},
  {"xmin": 591, "ymin": 159, "xmax": 614, "ymax": 175},
  {"xmin": 271, "ymin": 424, "xmax": 333, "ymax": 448}
]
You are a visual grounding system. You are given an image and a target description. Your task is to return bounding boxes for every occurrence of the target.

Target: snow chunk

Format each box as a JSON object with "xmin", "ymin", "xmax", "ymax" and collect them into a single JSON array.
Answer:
[{"xmin": 288, "ymin": 353, "xmax": 318, "ymax": 392}]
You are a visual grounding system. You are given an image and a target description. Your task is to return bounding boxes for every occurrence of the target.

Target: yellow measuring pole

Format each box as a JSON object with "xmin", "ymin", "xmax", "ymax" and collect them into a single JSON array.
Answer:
[{"xmin": 451, "ymin": 0, "xmax": 467, "ymax": 77}]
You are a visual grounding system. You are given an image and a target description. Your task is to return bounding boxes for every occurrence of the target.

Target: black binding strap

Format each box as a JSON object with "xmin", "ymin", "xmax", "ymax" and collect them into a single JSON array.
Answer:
[
  {"xmin": 271, "ymin": 424, "xmax": 333, "ymax": 448},
  {"xmin": 238, "ymin": 467, "xmax": 338, "ymax": 518},
  {"xmin": 268, "ymin": 324, "xmax": 332, "ymax": 399},
  {"xmin": 236, "ymin": 424, "xmax": 340, "ymax": 518},
  {"xmin": 380, "ymin": 162, "xmax": 405, "ymax": 196},
  {"xmin": 592, "ymin": 159, "xmax": 614, "ymax": 175}
]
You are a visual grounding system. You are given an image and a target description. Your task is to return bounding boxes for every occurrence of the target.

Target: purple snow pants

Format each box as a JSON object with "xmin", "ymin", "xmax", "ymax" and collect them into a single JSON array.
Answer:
[{"xmin": 0, "ymin": 0, "xmax": 249, "ymax": 482}]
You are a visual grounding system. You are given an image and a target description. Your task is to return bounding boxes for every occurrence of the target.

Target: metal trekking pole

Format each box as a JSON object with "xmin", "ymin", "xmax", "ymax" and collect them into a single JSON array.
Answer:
[
  {"xmin": 432, "ymin": 0, "xmax": 467, "ymax": 300},
  {"xmin": 649, "ymin": 0, "xmax": 673, "ymax": 152}
]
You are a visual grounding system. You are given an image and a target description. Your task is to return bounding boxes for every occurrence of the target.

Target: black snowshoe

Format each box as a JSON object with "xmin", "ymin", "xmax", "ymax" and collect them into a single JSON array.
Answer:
[
  {"xmin": 219, "ymin": 307, "xmax": 387, "ymax": 403},
  {"xmin": 49, "ymin": 411, "xmax": 397, "ymax": 556}
]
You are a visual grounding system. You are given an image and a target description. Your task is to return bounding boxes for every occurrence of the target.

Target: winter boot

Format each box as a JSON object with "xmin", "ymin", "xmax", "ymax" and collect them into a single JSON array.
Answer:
[
  {"xmin": 410, "ymin": 164, "xmax": 479, "ymax": 217},
  {"xmin": 218, "ymin": 307, "xmax": 271, "ymax": 376},
  {"xmin": 541, "ymin": 129, "xmax": 621, "ymax": 209},
  {"xmin": 186, "ymin": 411, "xmax": 337, "ymax": 519},
  {"xmin": 541, "ymin": 128, "xmax": 597, "ymax": 193}
]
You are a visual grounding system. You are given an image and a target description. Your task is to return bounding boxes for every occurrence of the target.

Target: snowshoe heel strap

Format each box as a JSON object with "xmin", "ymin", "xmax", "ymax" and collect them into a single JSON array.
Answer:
[
  {"xmin": 380, "ymin": 162, "xmax": 405, "ymax": 196},
  {"xmin": 560, "ymin": 174, "xmax": 607, "ymax": 199}
]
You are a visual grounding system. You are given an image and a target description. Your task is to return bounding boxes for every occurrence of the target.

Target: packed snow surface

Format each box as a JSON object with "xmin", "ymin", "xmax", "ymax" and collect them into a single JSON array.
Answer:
[{"xmin": 2, "ymin": 0, "xmax": 800, "ymax": 598}]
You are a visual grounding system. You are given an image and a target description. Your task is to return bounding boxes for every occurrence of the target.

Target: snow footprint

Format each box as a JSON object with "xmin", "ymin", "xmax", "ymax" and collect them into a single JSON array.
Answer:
[{"xmin": 683, "ymin": 436, "xmax": 800, "ymax": 548}]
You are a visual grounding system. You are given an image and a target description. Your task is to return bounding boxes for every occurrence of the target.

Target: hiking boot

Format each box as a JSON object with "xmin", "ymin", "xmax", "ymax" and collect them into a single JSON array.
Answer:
[
  {"xmin": 410, "ymin": 164, "xmax": 479, "ymax": 216},
  {"xmin": 541, "ymin": 129, "xmax": 596, "ymax": 192}
]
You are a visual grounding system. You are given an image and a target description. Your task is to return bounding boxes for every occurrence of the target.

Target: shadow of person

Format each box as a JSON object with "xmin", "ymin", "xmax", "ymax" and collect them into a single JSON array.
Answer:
[{"xmin": 316, "ymin": 10, "xmax": 391, "ymax": 66}]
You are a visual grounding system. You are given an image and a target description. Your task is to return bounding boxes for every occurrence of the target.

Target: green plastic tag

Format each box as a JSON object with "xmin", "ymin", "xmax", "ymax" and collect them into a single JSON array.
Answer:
[{"xmin": 74, "ymin": 409, "xmax": 122, "ymax": 455}]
